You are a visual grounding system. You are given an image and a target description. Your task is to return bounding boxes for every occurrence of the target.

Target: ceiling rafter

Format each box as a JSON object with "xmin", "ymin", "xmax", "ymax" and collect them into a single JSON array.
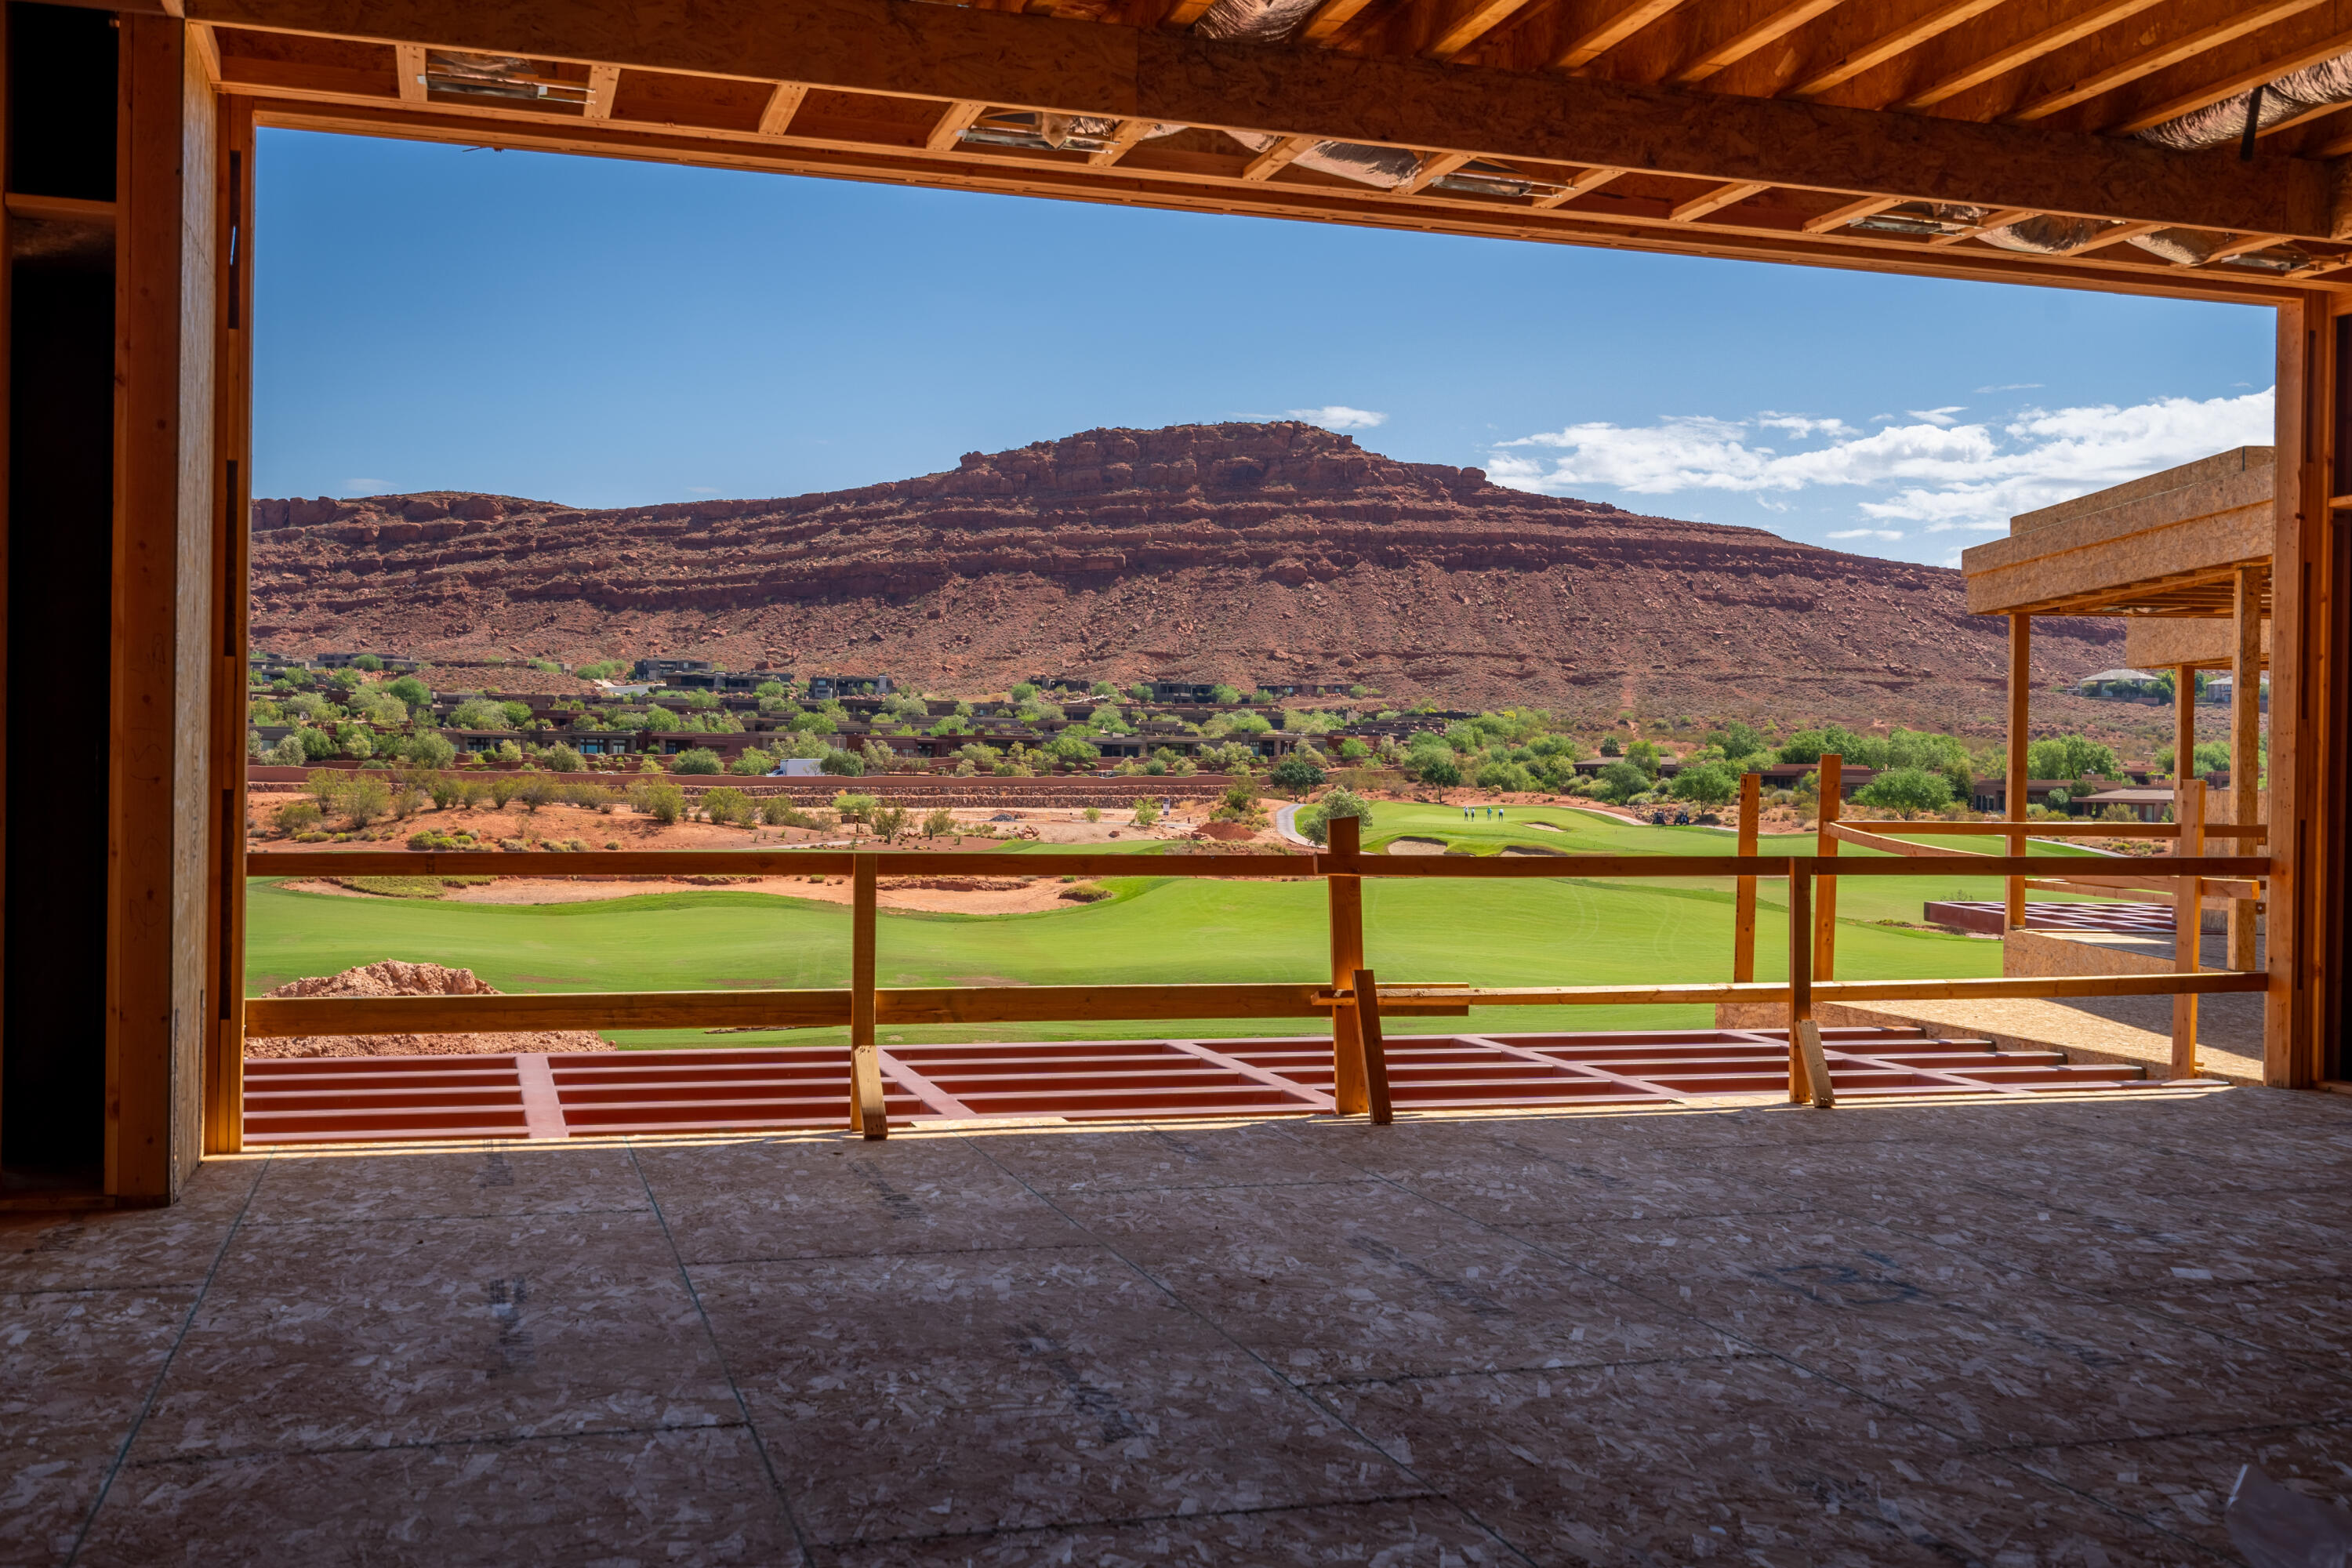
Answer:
[
  {"xmin": 1801, "ymin": 193, "xmax": 1903, "ymax": 231},
  {"xmin": 1399, "ymin": 149, "xmax": 1476, "ymax": 191},
  {"xmin": 394, "ymin": 42, "xmax": 426, "ymax": 103},
  {"xmin": 1669, "ymin": 179, "xmax": 1772, "ymax": 220},
  {"xmin": 757, "ymin": 82, "xmax": 809, "ymax": 135},
  {"xmin": 2005, "ymin": 0, "xmax": 2326, "ymax": 124},
  {"xmin": 1927, "ymin": 203, "xmax": 2038, "ymax": 245},
  {"xmin": 1243, "ymin": 132, "xmax": 1321, "ymax": 179},
  {"xmin": 1530, "ymin": 165, "xmax": 1628, "ymax": 206},
  {"xmin": 1548, "ymin": 0, "xmax": 1695, "ymax": 70},
  {"xmin": 1300, "ymin": 0, "xmax": 1386, "ymax": 45},
  {"xmin": 1780, "ymin": 0, "xmax": 2005, "ymax": 100},
  {"xmin": 2103, "ymin": 22, "xmax": 2352, "ymax": 136},
  {"xmin": 1087, "ymin": 117, "xmax": 1159, "ymax": 164},
  {"xmin": 1895, "ymin": 0, "xmax": 2164, "ymax": 111},
  {"xmin": 1670, "ymin": 0, "xmax": 1848, "ymax": 85},
  {"xmin": 924, "ymin": 99, "xmax": 991, "ymax": 151},
  {"xmin": 1425, "ymin": 0, "xmax": 1547, "ymax": 60},
  {"xmin": 583, "ymin": 64, "xmax": 621, "ymax": 118}
]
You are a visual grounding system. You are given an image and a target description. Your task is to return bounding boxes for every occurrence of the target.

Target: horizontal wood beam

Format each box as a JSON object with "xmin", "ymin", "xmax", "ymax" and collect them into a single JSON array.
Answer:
[
  {"xmin": 243, "ymin": 97, "xmax": 2329, "ymax": 304},
  {"xmin": 188, "ymin": 0, "xmax": 2337, "ymax": 238}
]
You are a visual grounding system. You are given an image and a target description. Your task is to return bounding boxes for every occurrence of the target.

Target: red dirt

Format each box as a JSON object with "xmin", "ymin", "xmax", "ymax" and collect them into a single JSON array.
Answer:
[
  {"xmin": 249, "ymin": 960, "xmax": 607, "ymax": 1058},
  {"xmin": 250, "ymin": 420, "xmax": 2124, "ymax": 730}
]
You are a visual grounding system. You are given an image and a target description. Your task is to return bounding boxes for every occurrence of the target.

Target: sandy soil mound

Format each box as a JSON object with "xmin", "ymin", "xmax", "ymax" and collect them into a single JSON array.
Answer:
[{"xmin": 249, "ymin": 960, "xmax": 608, "ymax": 1059}]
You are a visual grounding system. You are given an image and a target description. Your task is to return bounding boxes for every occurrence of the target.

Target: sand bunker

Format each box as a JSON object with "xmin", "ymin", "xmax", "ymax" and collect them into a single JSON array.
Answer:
[
  {"xmin": 1387, "ymin": 837, "xmax": 1449, "ymax": 855},
  {"xmin": 248, "ymin": 960, "xmax": 607, "ymax": 1059}
]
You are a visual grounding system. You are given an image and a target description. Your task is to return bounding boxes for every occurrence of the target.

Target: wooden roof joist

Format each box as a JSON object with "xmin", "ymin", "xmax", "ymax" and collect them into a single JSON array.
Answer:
[
  {"xmin": 187, "ymin": 0, "xmax": 2336, "ymax": 241},
  {"xmin": 247, "ymin": 93, "xmax": 2328, "ymax": 307}
]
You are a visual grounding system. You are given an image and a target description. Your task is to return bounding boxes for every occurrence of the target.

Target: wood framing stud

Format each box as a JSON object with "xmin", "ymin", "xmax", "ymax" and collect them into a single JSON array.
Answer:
[
  {"xmin": 583, "ymin": 64, "xmax": 620, "ymax": 120},
  {"xmin": 1424, "ymin": 0, "xmax": 1541, "ymax": 62},
  {"xmin": 1795, "ymin": 1019, "xmax": 1836, "ymax": 1109},
  {"xmin": 1298, "ymin": 0, "xmax": 1385, "ymax": 46},
  {"xmin": 1786, "ymin": 862, "xmax": 1813, "ymax": 1102},
  {"xmin": 2109, "ymin": 23, "xmax": 2352, "ymax": 137},
  {"xmin": 1733, "ymin": 772, "xmax": 1761, "ymax": 984},
  {"xmin": 757, "ymin": 82, "xmax": 809, "ymax": 136},
  {"xmin": 1327, "ymin": 815, "xmax": 1369, "ymax": 1113},
  {"xmin": 1929, "ymin": 205, "xmax": 2039, "ymax": 246},
  {"xmin": 395, "ymin": 42, "xmax": 427, "ymax": 103},
  {"xmin": 850, "ymin": 855, "xmax": 887, "ymax": 1137},
  {"xmin": 1087, "ymin": 117, "xmax": 1156, "ymax": 166},
  {"xmin": 1801, "ymin": 194, "xmax": 1902, "ymax": 233},
  {"xmin": 1670, "ymin": 180, "xmax": 1770, "ymax": 222},
  {"xmin": 2007, "ymin": 615, "xmax": 2031, "ymax": 927},
  {"xmin": 2066, "ymin": 219, "xmax": 2169, "ymax": 255},
  {"xmin": 1530, "ymin": 165, "xmax": 1626, "ymax": 208},
  {"xmin": 1243, "ymin": 132, "xmax": 1319, "ymax": 181},
  {"xmin": 2197, "ymin": 234, "xmax": 2289, "ymax": 268},
  {"xmin": 924, "ymin": 99, "xmax": 990, "ymax": 152},
  {"xmin": 2172, "ymin": 777, "xmax": 2205, "ymax": 1078},
  {"xmin": 1351, "ymin": 967, "xmax": 1394, "ymax": 1123},
  {"xmin": 1400, "ymin": 149, "xmax": 1474, "ymax": 194},
  {"xmin": 1813, "ymin": 753, "xmax": 1842, "ymax": 982}
]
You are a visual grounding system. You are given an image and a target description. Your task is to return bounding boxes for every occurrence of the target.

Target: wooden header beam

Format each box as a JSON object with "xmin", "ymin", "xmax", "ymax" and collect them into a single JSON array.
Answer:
[{"xmin": 186, "ymin": 0, "xmax": 2334, "ymax": 242}]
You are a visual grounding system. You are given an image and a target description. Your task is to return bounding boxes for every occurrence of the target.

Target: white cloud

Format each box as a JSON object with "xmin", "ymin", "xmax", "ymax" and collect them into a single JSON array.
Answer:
[
  {"xmin": 1757, "ymin": 412, "xmax": 1855, "ymax": 438},
  {"xmin": 1828, "ymin": 528, "xmax": 1904, "ymax": 540},
  {"xmin": 1976, "ymin": 382, "xmax": 2043, "ymax": 394},
  {"xmin": 341, "ymin": 477, "xmax": 392, "ymax": 494},
  {"xmin": 1288, "ymin": 405, "xmax": 1387, "ymax": 430},
  {"xmin": 1907, "ymin": 406, "xmax": 1967, "ymax": 426},
  {"xmin": 1488, "ymin": 388, "xmax": 2274, "ymax": 536}
]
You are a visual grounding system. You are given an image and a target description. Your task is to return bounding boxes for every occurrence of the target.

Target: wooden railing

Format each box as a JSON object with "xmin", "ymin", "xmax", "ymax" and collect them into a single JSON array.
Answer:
[{"xmin": 241, "ymin": 800, "xmax": 2269, "ymax": 1137}]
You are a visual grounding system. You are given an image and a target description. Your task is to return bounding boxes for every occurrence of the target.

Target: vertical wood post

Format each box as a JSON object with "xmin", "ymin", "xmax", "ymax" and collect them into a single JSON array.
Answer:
[
  {"xmin": 2229, "ymin": 565, "xmax": 2265, "ymax": 975},
  {"xmin": 1349, "ymin": 966, "xmax": 1392, "ymax": 1125},
  {"xmin": 1787, "ymin": 859, "xmax": 1814, "ymax": 1103},
  {"xmin": 2006, "ymin": 614, "xmax": 2031, "ymax": 929},
  {"xmin": 2172, "ymin": 663, "xmax": 2197, "ymax": 793},
  {"xmin": 1812, "ymin": 754, "xmax": 1840, "ymax": 982},
  {"xmin": 111, "ymin": 18, "xmax": 216, "ymax": 1200},
  {"xmin": 848, "ymin": 854, "xmax": 886, "ymax": 1138},
  {"xmin": 2172, "ymin": 778, "xmax": 2205, "ymax": 1080},
  {"xmin": 1327, "ymin": 814, "xmax": 1368, "ymax": 1114},
  {"xmin": 1732, "ymin": 772, "xmax": 1759, "ymax": 983},
  {"xmin": 2267, "ymin": 292, "xmax": 2340, "ymax": 1087},
  {"xmin": 204, "ymin": 95, "xmax": 253, "ymax": 1156}
]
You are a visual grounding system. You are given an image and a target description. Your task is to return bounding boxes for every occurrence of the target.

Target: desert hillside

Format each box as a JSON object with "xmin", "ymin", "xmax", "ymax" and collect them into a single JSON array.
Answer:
[{"xmin": 250, "ymin": 421, "xmax": 2122, "ymax": 728}]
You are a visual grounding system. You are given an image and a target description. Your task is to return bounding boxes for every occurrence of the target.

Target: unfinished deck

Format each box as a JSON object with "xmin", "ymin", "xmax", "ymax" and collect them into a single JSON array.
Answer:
[
  {"xmin": 239, "ymin": 1026, "xmax": 2171, "ymax": 1146},
  {"xmin": 9, "ymin": 1087, "xmax": 2352, "ymax": 1565}
]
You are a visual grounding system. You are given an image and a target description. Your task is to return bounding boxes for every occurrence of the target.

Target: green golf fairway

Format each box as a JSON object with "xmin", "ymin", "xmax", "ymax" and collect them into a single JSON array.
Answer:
[{"xmin": 247, "ymin": 808, "xmax": 2055, "ymax": 1047}]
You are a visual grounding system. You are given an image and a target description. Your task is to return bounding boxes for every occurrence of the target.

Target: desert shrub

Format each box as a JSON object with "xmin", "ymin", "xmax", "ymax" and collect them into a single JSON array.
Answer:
[
  {"xmin": 272, "ymin": 800, "xmax": 322, "ymax": 835},
  {"xmin": 1269, "ymin": 754, "xmax": 1326, "ymax": 793},
  {"xmin": 702, "ymin": 786, "xmax": 752, "ymax": 826},
  {"xmin": 922, "ymin": 808, "xmax": 956, "ymax": 838},
  {"xmin": 1083, "ymin": 806, "xmax": 1103, "ymax": 823},
  {"xmin": 819, "ymin": 749, "xmax": 864, "ymax": 777},
  {"xmin": 760, "ymin": 797, "xmax": 815, "ymax": 828},
  {"xmin": 448, "ymin": 698, "xmax": 510, "ymax": 731},
  {"xmin": 424, "ymin": 774, "xmax": 461, "ymax": 810},
  {"xmin": 1337, "ymin": 738, "xmax": 1370, "ymax": 760},
  {"xmin": 1410, "ymin": 752, "xmax": 1461, "ymax": 788},
  {"xmin": 670, "ymin": 747, "xmax": 723, "ymax": 775},
  {"xmin": 405, "ymin": 828, "xmax": 482, "ymax": 851},
  {"xmin": 1131, "ymin": 797, "xmax": 1160, "ymax": 827},
  {"xmin": 332, "ymin": 875, "xmax": 450, "ymax": 899},
  {"xmin": 1593, "ymin": 760, "xmax": 1649, "ymax": 804},
  {"xmin": 340, "ymin": 775, "xmax": 394, "ymax": 827},
  {"xmin": 1045, "ymin": 735, "xmax": 1098, "ymax": 770},
  {"xmin": 728, "ymin": 748, "xmax": 777, "ymax": 776},
  {"xmin": 2100, "ymin": 802, "xmax": 2140, "ymax": 823},
  {"xmin": 630, "ymin": 781, "xmax": 684, "ymax": 824},
  {"xmin": 1475, "ymin": 759, "xmax": 1533, "ymax": 793},
  {"xmin": 541, "ymin": 743, "xmax": 585, "ymax": 772},
  {"xmin": 860, "ymin": 739, "xmax": 898, "ymax": 771},
  {"xmin": 391, "ymin": 731, "xmax": 455, "ymax": 771},
  {"xmin": 870, "ymin": 804, "xmax": 910, "ymax": 842},
  {"xmin": 510, "ymin": 771, "xmax": 558, "ymax": 812},
  {"xmin": 1598, "ymin": 735, "xmax": 1621, "ymax": 757},
  {"xmin": 560, "ymin": 780, "xmax": 615, "ymax": 811},
  {"xmin": 454, "ymin": 779, "xmax": 492, "ymax": 810},
  {"xmin": 1059, "ymin": 881, "xmax": 1113, "ymax": 903},
  {"xmin": 833, "ymin": 792, "xmax": 877, "ymax": 826}
]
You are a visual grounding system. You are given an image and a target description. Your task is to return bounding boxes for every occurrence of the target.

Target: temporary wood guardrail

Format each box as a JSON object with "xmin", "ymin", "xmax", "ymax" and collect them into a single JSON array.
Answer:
[{"xmin": 244, "ymin": 783, "xmax": 2274, "ymax": 1138}]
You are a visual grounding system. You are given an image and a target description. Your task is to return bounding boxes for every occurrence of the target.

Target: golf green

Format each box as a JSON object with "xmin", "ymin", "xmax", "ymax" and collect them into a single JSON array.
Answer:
[{"xmin": 248, "ymin": 809, "xmax": 2062, "ymax": 1048}]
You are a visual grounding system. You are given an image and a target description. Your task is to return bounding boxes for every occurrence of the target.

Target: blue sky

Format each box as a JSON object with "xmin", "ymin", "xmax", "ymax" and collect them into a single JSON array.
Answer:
[{"xmin": 256, "ymin": 129, "xmax": 2274, "ymax": 569}]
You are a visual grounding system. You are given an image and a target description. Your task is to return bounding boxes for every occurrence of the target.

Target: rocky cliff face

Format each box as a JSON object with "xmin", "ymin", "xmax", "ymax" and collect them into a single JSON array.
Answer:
[{"xmin": 251, "ymin": 421, "xmax": 2119, "ymax": 726}]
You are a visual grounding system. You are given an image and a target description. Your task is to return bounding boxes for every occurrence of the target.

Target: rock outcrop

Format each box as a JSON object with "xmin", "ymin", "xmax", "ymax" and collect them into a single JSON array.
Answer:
[
  {"xmin": 250, "ymin": 421, "xmax": 2121, "ymax": 728},
  {"xmin": 249, "ymin": 960, "xmax": 606, "ymax": 1058}
]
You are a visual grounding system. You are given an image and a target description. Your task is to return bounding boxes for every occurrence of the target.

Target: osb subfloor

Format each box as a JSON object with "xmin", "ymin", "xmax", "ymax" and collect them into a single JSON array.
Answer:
[{"xmin": 9, "ymin": 1090, "xmax": 2352, "ymax": 1566}]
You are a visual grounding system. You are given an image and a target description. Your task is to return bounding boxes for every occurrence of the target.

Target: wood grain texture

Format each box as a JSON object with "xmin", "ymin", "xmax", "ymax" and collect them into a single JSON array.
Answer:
[
  {"xmin": 850, "ymin": 854, "xmax": 884, "ymax": 1136},
  {"xmin": 1326, "ymin": 815, "xmax": 1368, "ymax": 1114},
  {"xmin": 1351, "ymin": 966, "xmax": 1392, "ymax": 1123},
  {"xmin": 1813, "ymin": 753, "xmax": 1841, "ymax": 982},
  {"xmin": 2006, "ymin": 614, "xmax": 2030, "ymax": 929},
  {"xmin": 2172, "ymin": 776, "xmax": 2205, "ymax": 1078},
  {"xmin": 181, "ymin": 0, "xmax": 2336, "ymax": 238},
  {"xmin": 2230, "ymin": 564, "xmax": 2267, "ymax": 974},
  {"xmin": 1733, "ymin": 771, "xmax": 1759, "ymax": 983}
]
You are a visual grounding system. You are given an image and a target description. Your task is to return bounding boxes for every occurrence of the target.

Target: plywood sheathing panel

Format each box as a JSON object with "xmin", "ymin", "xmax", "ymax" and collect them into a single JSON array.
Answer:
[
  {"xmin": 15, "ymin": 1100, "xmax": 2352, "ymax": 1560},
  {"xmin": 2125, "ymin": 613, "xmax": 2274, "ymax": 669},
  {"xmin": 1962, "ymin": 464, "xmax": 2275, "ymax": 616}
]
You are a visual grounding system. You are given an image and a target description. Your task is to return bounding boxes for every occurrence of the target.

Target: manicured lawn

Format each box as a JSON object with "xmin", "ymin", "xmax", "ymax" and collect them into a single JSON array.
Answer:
[{"xmin": 249, "ymin": 810, "xmax": 2016, "ymax": 1047}]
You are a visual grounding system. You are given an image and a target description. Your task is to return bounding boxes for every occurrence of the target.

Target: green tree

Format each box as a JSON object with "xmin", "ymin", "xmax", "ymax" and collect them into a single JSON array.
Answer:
[
  {"xmin": 1297, "ymin": 786, "xmax": 1373, "ymax": 845},
  {"xmin": 671, "ymin": 747, "xmax": 723, "ymax": 775},
  {"xmin": 447, "ymin": 698, "xmax": 510, "ymax": 730},
  {"xmin": 340, "ymin": 774, "xmax": 393, "ymax": 826},
  {"xmin": 1131, "ymin": 797, "xmax": 1160, "ymax": 827},
  {"xmin": 1410, "ymin": 751, "xmax": 1462, "ymax": 788},
  {"xmin": 541, "ymin": 743, "xmax": 585, "ymax": 773},
  {"xmin": 1670, "ymin": 760, "xmax": 1738, "ymax": 807},
  {"xmin": 728, "ymin": 747, "xmax": 777, "ymax": 776},
  {"xmin": 1210, "ymin": 684, "xmax": 1241, "ymax": 705},
  {"xmin": 630, "ymin": 781, "xmax": 684, "ymax": 824},
  {"xmin": 833, "ymin": 792, "xmax": 878, "ymax": 826},
  {"xmin": 1336, "ymin": 738, "xmax": 1371, "ymax": 760},
  {"xmin": 1090, "ymin": 681, "xmax": 1117, "ymax": 697},
  {"xmin": 819, "ymin": 749, "xmax": 864, "ymax": 777},
  {"xmin": 1709, "ymin": 720, "xmax": 1766, "ymax": 761},
  {"xmin": 352, "ymin": 653, "xmax": 383, "ymax": 672},
  {"xmin": 922, "ymin": 807, "xmax": 956, "ymax": 838},
  {"xmin": 1625, "ymin": 739, "xmax": 1663, "ymax": 778},
  {"xmin": 754, "ymin": 680, "xmax": 786, "ymax": 698},
  {"xmin": 1269, "ymin": 753, "xmax": 1326, "ymax": 793},
  {"xmin": 702, "ymin": 786, "xmax": 751, "ymax": 826},
  {"xmin": 2026, "ymin": 735, "xmax": 2121, "ymax": 779},
  {"xmin": 1593, "ymin": 760, "xmax": 1649, "ymax": 804},
  {"xmin": 1475, "ymin": 759, "xmax": 1532, "ymax": 792},
  {"xmin": 1010, "ymin": 682, "xmax": 1040, "ymax": 702},
  {"xmin": 1045, "ymin": 734, "xmax": 1098, "ymax": 769},
  {"xmin": 1855, "ymin": 766, "xmax": 1955, "ymax": 816},
  {"xmin": 384, "ymin": 674, "xmax": 432, "ymax": 709},
  {"xmin": 1598, "ymin": 735, "xmax": 1621, "ymax": 757}
]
